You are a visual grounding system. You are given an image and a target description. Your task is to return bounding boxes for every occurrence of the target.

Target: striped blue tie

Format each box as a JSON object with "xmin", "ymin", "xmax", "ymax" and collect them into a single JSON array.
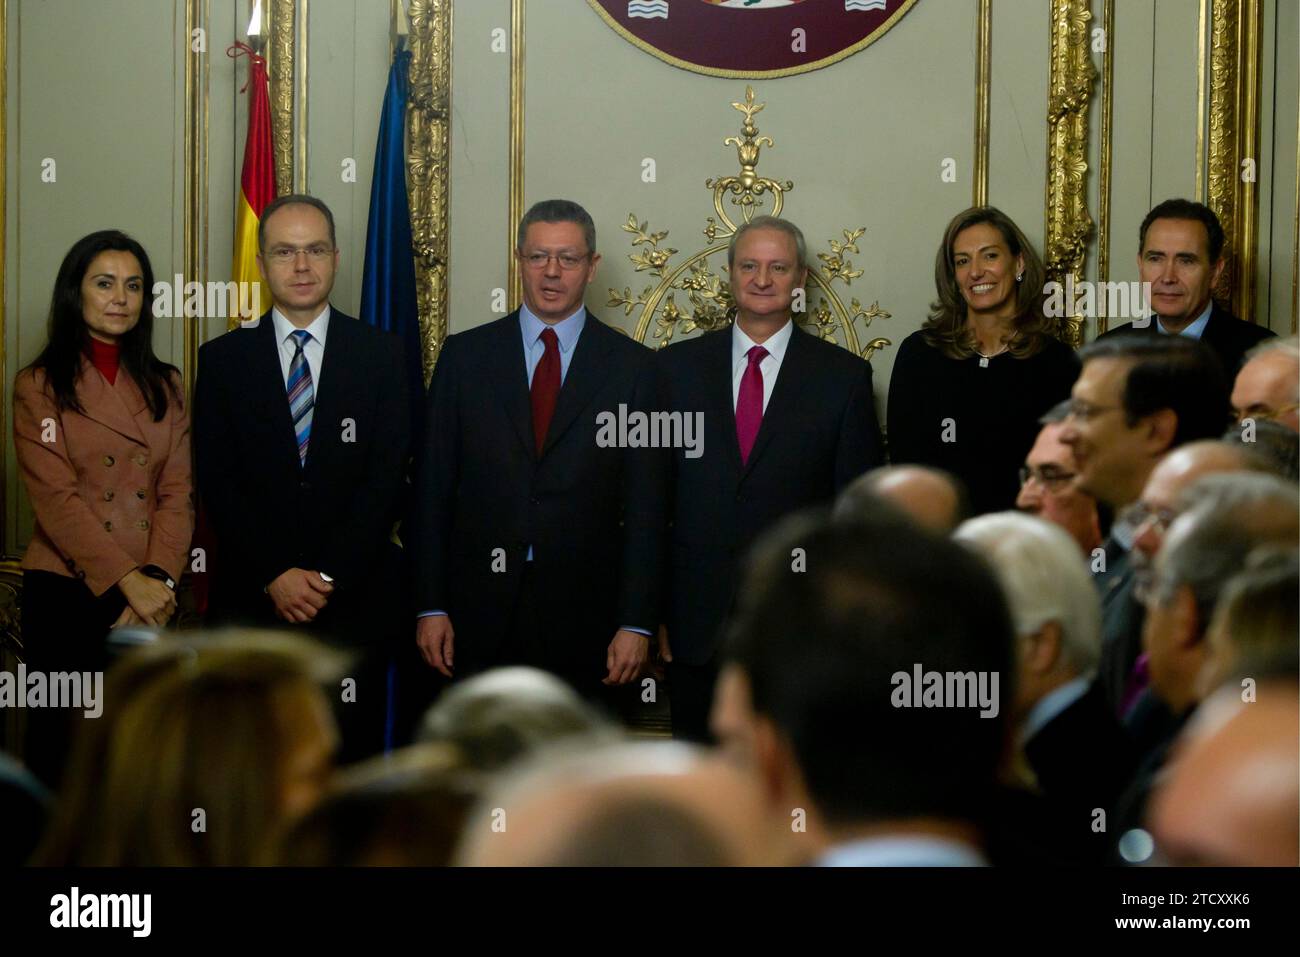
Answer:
[{"xmin": 287, "ymin": 330, "xmax": 314, "ymax": 466}]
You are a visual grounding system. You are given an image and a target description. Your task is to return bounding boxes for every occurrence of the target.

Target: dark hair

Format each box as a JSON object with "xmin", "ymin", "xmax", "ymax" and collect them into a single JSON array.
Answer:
[
  {"xmin": 1077, "ymin": 336, "xmax": 1230, "ymax": 446},
  {"xmin": 724, "ymin": 510, "xmax": 1014, "ymax": 828},
  {"xmin": 516, "ymin": 199, "xmax": 596, "ymax": 254},
  {"xmin": 25, "ymin": 230, "xmax": 180, "ymax": 421},
  {"xmin": 258, "ymin": 194, "xmax": 337, "ymax": 251},
  {"xmin": 924, "ymin": 206, "xmax": 1055, "ymax": 360},
  {"xmin": 1139, "ymin": 199, "xmax": 1225, "ymax": 262}
]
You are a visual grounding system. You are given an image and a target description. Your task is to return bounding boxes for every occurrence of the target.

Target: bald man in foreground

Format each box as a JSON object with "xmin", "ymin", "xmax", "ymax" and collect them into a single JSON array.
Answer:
[
  {"xmin": 835, "ymin": 465, "xmax": 967, "ymax": 533},
  {"xmin": 1150, "ymin": 683, "xmax": 1299, "ymax": 866},
  {"xmin": 455, "ymin": 741, "xmax": 783, "ymax": 866}
]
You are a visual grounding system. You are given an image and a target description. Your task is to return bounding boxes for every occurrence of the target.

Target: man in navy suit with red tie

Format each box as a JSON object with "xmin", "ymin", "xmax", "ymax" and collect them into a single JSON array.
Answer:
[
  {"xmin": 657, "ymin": 215, "xmax": 885, "ymax": 740},
  {"xmin": 412, "ymin": 200, "xmax": 664, "ymax": 702}
]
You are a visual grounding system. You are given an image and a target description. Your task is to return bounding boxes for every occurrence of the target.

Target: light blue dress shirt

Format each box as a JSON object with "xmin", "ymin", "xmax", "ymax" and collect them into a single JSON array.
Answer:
[
  {"xmin": 816, "ymin": 835, "xmax": 987, "ymax": 867},
  {"xmin": 1155, "ymin": 301, "xmax": 1212, "ymax": 339}
]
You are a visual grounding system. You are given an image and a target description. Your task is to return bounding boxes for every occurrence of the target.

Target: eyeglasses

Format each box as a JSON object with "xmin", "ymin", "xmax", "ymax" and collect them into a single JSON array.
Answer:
[
  {"xmin": 1018, "ymin": 465, "xmax": 1077, "ymax": 490},
  {"xmin": 265, "ymin": 244, "xmax": 335, "ymax": 264},
  {"xmin": 521, "ymin": 251, "xmax": 590, "ymax": 271},
  {"xmin": 1236, "ymin": 402, "xmax": 1300, "ymax": 424},
  {"xmin": 1119, "ymin": 501, "xmax": 1178, "ymax": 538},
  {"xmin": 1063, "ymin": 398, "xmax": 1121, "ymax": 422}
]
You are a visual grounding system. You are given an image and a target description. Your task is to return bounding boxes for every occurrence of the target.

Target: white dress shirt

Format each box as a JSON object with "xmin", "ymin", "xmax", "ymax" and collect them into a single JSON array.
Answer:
[
  {"xmin": 816, "ymin": 835, "xmax": 988, "ymax": 867},
  {"xmin": 731, "ymin": 318, "xmax": 793, "ymax": 413},
  {"xmin": 271, "ymin": 306, "xmax": 332, "ymax": 391}
]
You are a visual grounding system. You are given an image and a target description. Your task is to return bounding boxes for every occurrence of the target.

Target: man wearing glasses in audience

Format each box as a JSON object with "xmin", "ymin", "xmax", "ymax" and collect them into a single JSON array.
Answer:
[
  {"xmin": 412, "ymin": 200, "xmax": 664, "ymax": 705},
  {"xmin": 1057, "ymin": 336, "xmax": 1229, "ymax": 720},
  {"xmin": 1016, "ymin": 400, "xmax": 1104, "ymax": 558}
]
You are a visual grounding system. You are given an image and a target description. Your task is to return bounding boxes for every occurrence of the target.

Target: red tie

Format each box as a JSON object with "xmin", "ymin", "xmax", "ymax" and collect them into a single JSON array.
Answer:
[
  {"xmin": 531, "ymin": 327, "xmax": 561, "ymax": 455},
  {"xmin": 736, "ymin": 345, "xmax": 768, "ymax": 465}
]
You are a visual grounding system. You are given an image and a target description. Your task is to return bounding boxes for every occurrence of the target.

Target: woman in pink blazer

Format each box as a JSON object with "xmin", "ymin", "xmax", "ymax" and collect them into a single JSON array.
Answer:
[{"xmin": 12, "ymin": 229, "xmax": 193, "ymax": 788}]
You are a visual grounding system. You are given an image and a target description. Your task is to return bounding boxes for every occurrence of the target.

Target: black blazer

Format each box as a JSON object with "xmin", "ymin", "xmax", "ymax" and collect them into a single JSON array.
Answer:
[
  {"xmin": 411, "ymin": 310, "xmax": 664, "ymax": 676},
  {"xmin": 1099, "ymin": 303, "xmax": 1275, "ymax": 376},
  {"xmin": 194, "ymin": 309, "xmax": 412, "ymax": 638},
  {"xmin": 658, "ymin": 323, "xmax": 884, "ymax": 666}
]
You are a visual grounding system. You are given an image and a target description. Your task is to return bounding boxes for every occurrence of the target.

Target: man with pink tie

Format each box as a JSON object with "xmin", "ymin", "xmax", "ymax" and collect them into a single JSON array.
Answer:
[{"xmin": 656, "ymin": 215, "xmax": 884, "ymax": 740}]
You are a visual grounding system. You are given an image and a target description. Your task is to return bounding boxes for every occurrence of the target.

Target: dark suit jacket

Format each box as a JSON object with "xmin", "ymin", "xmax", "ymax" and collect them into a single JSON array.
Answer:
[
  {"xmin": 1094, "ymin": 537, "xmax": 1146, "ymax": 719},
  {"xmin": 411, "ymin": 310, "xmax": 664, "ymax": 678},
  {"xmin": 1099, "ymin": 303, "xmax": 1275, "ymax": 376},
  {"xmin": 193, "ymin": 309, "xmax": 411, "ymax": 641},
  {"xmin": 658, "ymin": 323, "xmax": 884, "ymax": 666},
  {"xmin": 1025, "ymin": 679, "xmax": 1137, "ymax": 826}
]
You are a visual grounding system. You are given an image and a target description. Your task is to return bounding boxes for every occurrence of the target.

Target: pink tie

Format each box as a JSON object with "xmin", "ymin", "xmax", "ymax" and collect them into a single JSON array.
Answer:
[{"xmin": 736, "ymin": 345, "xmax": 768, "ymax": 465}]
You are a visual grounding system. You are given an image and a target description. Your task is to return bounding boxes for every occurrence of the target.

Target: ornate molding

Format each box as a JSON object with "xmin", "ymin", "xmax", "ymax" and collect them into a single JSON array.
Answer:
[
  {"xmin": 1207, "ymin": 0, "xmax": 1262, "ymax": 321},
  {"xmin": 268, "ymin": 0, "xmax": 296, "ymax": 197},
  {"xmin": 407, "ymin": 0, "xmax": 452, "ymax": 380},
  {"xmin": 1044, "ymin": 0, "xmax": 1097, "ymax": 347},
  {"xmin": 608, "ymin": 88, "xmax": 891, "ymax": 362},
  {"xmin": 185, "ymin": 0, "xmax": 210, "ymax": 398},
  {"xmin": 1096, "ymin": 0, "xmax": 1115, "ymax": 333},
  {"xmin": 508, "ymin": 0, "xmax": 524, "ymax": 309},
  {"xmin": 973, "ymin": 0, "xmax": 991, "ymax": 207}
]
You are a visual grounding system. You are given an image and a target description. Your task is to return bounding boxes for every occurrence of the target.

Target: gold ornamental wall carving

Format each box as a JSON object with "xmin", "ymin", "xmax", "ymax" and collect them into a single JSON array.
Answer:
[
  {"xmin": 1044, "ymin": 0, "xmax": 1097, "ymax": 348},
  {"xmin": 608, "ymin": 87, "xmax": 891, "ymax": 362},
  {"xmin": 407, "ymin": 0, "xmax": 452, "ymax": 381},
  {"xmin": 1206, "ymin": 0, "xmax": 1262, "ymax": 321},
  {"xmin": 268, "ymin": 0, "xmax": 297, "ymax": 197}
]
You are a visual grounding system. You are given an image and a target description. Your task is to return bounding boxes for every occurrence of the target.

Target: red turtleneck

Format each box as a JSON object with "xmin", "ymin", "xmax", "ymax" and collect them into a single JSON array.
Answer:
[{"xmin": 88, "ymin": 338, "xmax": 120, "ymax": 386}]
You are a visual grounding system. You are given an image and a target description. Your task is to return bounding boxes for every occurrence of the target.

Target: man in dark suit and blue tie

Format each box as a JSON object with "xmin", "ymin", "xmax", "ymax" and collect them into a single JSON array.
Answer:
[
  {"xmin": 194, "ymin": 194, "xmax": 412, "ymax": 757},
  {"xmin": 412, "ymin": 200, "xmax": 663, "ymax": 702},
  {"xmin": 657, "ymin": 215, "xmax": 885, "ymax": 740}
]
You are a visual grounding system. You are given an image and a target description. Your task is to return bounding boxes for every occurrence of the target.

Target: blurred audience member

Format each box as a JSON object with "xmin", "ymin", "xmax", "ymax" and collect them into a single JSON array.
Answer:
[
  {"xmin": 1198, "ymin": 547, "xmax": 1299, "ymax": 699},
  {"xmin": 416, "ymin": 666, "xmax": 615, "ymax": 772},
  {"xmin": 1115, "ymin": 474, "xmax": 1300, "ymax": 847},
  {"xmin": 714, "ymin": 511, "xmax": 1013, "ymax": 866},
  {"xmin": 835, "ymin": 465, "xmax": 968, "ymax": 534},
  {"xmin": 954, "ymin": 512, "xmax": 1132, "ymax": 856},
  {"xmin": 1230, "ymin": 336, "xmax": 1299, "ymax": 431},
  {"xmin": 1222, "ymin": 417, "xmax": 1300, "ymax": 481},
  {"xmin": 456, "ymin": 741, "xmax": 771, "ymax": 866},
  {"xmin": 36, "ymin": 631, "xmax": 342, "ymax": 866},
  {"xmin": 1150, "ymin": 682, "xmax": 1299, "ymax": 866},
  {"xmin": 277, "ymin": 744, "xmax": 484, "ymax": 866},
  {"xmin": 888, "ymin": 207, "xmax": 1078, "ymax": 515},
  {"xmin": 1016, "ymin": 401, "xmax": 1104, "ymax": 556}
]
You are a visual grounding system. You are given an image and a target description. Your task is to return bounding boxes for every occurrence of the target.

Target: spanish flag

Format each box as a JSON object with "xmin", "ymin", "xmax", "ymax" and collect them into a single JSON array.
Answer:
[{"xmin": 229, "ymin": 42, "xmax": 275, "ymax": 327}]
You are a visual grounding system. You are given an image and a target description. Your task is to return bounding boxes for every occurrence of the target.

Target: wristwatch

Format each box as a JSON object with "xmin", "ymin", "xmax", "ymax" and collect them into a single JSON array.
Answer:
[{"xmin": 140, "ymin": 564, "xmax": 176, "ymax": 590}]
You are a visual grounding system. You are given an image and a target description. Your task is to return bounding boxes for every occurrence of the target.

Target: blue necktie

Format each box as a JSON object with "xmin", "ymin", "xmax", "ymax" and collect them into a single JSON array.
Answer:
[{"xmin": 287, "ymin": 330, "xmax": 314, "ymax": 465}]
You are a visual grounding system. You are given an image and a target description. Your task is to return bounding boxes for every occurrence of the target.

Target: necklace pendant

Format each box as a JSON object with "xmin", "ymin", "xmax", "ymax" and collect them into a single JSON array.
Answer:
[{"xmin": 979, "ymin": 356, "xmax": 989, "ymax": 368}]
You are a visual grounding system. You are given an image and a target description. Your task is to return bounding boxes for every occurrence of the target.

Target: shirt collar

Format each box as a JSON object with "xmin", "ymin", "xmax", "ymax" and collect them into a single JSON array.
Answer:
[
  {"xmin": 1156, "ymin": 301, "xmax": 1213, "ymax": 339},
  {"xmin": 1021, "ymin": 675, "xmax": 1091, "ymax": 745},
  {"xmin": 272, "ymin": 304, "xmax": 331, "ymax": 347},
  {"xmin": 817, "ymin": 835, "xmax": 987, "ymax": 867},
  {"xmin": 520, "ymin": 302, "xmax": 586, "ymax": 354},
  {"xmin": 732, "ymin": 317, "xmax": 794, "ymax": 366}
]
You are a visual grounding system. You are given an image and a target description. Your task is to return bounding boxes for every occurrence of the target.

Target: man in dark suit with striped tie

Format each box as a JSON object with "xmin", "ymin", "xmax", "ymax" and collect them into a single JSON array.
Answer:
[
  {"xmin": 195, "ymin": 194, "xmax": 411, "ymax": 754},
  {"xmin": 412, "ymin": 200, "xmax": 664, "ymax": 703},
  {"xmin": 657, "ymin": 216, "xmax": 885, "ymax": 740}
]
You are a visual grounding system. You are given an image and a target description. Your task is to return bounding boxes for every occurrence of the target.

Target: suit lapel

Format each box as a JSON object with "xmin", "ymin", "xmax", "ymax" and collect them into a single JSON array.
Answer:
[
  {"xmin": 249, "ymin": 312, "xmax": 304, "ymax": 472},
  {"xmin": 497, "ymin": 312, "xmax": 536, "ymax": 458},
  {"xmin": 740, "ymin": 322, "xmax": 808, "ymax": 480},
  {"xmin": 710, "ymin": 327, "xmax": 744, "ymax": 479},
  {"xmin": 540, "ymin": 314, "xmax": 614, "ymax": 458},
  {"xmin": 75, "ymin": 356, "xmax": 147, "ymax": 446}
]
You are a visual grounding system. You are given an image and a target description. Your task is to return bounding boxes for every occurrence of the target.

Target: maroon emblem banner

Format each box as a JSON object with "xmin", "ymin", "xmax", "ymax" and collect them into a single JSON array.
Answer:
[{"xmin": 588, "ymin": 0, "xmax": 919, "ymax": 78}]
